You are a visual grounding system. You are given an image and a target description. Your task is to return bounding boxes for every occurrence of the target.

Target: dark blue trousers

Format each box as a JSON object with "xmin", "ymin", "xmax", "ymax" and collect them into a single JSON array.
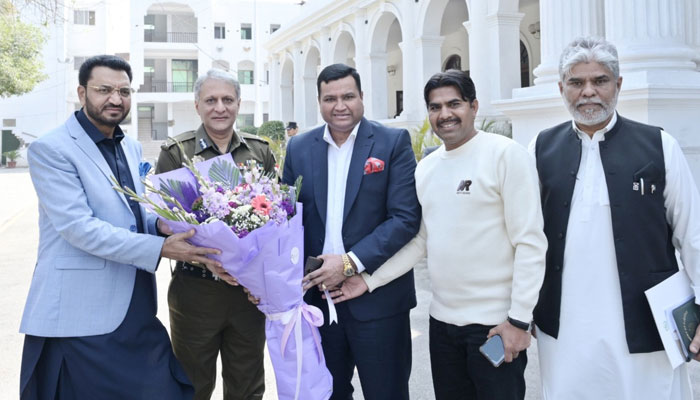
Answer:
[
  {"xmin": 20, "ymin": 270, "xmax": 193, "ymax": 400},
  {"xmin": 429, "ymin": 317, "xmax": 527, "ymax": 400},
  {"xmin": 320, "ymin": 302, "xmax": 411, "ymax": 400}
]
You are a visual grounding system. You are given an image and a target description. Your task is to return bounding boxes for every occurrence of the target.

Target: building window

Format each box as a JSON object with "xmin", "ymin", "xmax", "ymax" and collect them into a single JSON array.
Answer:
[
  {"xmin": 172, "ymin": 60, "xmax": 197, "ymax": 92},
  {"xmin": 238, "ymin": 70, "xmax": 254, "ymax": 85},
  {"xmin": 73, "ymin": 56, "xmax": 87, "ymax": 70},
  {"xmin": 74, "ymin": 10, "xmax": 95, "ymax": 25},
  {"xmin": 270, "ymin": 24, "xmax": 280, "ymax": 34},
  {"xmin": 241, "ymin": 24, "xmax": 252, "ymax": 40},
  {"xmin": 2, "ymin": 119, "xmax": 16, "ymax": 127},
  {"xmin": 237, "ymin": 114, "xmax": 254, "ymax": 127},
  {"xmin": 215, "ymin": 23, "xmax": 225, "ymax": 39}
]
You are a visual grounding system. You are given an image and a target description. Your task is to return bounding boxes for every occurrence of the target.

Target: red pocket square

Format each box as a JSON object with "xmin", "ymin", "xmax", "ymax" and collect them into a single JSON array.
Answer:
[{"xmin": 364, "ymin": 157, "xmax": 385, "ymax": 175}]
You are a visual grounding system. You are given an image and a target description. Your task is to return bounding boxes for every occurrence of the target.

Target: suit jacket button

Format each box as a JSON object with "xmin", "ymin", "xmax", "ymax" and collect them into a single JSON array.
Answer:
[
  {"xmin": 129, "ymin": 225, "xmax": 136, "ymax": 232},
  {"xmin": 558, "ymin": 232, "xmax": 564, "ymax": 239},
  {"xmin": 554, "ymin": 265, "xmax": 561, "ymax": 271},
  {"xmin": 563, "ymin": 200, "xmax": 569, "ymax": 207}
]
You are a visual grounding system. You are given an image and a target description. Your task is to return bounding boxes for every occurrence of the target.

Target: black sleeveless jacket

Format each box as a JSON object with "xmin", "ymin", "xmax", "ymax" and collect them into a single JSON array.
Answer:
[{"xmin": 534, "ymin": 116, "xmax": 677, "ymax": 353}]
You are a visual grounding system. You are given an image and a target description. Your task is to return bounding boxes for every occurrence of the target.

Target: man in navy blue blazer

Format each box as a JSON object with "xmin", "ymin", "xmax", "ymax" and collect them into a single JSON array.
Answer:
[{"xmin": 283, "ymin": 64, "xmax": 421, "ymax": 399}]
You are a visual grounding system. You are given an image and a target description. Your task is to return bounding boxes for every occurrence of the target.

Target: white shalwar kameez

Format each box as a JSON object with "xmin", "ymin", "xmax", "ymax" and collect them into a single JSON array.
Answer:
[{"xmin": 533, "ymin": 114, "xmax": 700, "ymax": 400}]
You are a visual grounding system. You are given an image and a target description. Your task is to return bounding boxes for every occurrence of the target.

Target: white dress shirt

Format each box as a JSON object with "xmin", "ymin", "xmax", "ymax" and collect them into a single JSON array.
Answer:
[{"xmin": 321, "ymin": 122, "xmax": 366, "ymax": 272}]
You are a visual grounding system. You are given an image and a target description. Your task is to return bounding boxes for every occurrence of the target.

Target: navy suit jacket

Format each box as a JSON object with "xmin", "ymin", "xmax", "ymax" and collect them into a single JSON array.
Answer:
[{"xmin": 283, "ymin": 118, "xmax": 421, "ymax": 321}]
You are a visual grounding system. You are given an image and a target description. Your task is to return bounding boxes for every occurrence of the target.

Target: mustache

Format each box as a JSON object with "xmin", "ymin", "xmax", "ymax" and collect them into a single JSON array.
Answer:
[
  {"xmin": 437, "ymin": 117, "xmax": 461, "ymax": 126},
  {"xmin": 575, "ymin": 99, "xmax": 603, "ymax": 107},
  {"xmin": 103, "ymin": 103, "xmax": 124, "ymax": 110}
]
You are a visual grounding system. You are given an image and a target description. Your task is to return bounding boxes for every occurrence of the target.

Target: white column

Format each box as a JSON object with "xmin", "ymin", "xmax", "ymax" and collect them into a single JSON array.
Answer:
[
  {"xmin": 415, "ymin": 35, "xmax": 444, "ymax": 86},
  {"xmin": 320, "ymin": 27, "xmax": 333, "ymax": 67},
  {"xmin": 605, "ymin": 0, "xmax": 696, "ymax": 74},
  {"xmin": 398, "ymin": 40, "xmax": 423, "ymax": 121},
  {"xmin": 368, "ymin": 52, "xmax": 389, "ymax": 120},
  {"xmin": 167, "ymin": 102, "xmax": 174, "ymax": 138},
  {"xmin": 533, "ymin": 0, "xmax": 605, "ymax": 85},
  {"xmin": 303, "ymin": 74, "xmax": 317, "ymax": 127},
  {"xmin": 352, "ymin": 10, "xmax": 372, "ymax": 118},
  {"xmin": 130, "ymin": 99, "xmax": 139, "ymax": 141},
  {"xmin": 688, "ymin": 0, "xmax": 700, "ymax": 69},
  {"xmin": 292, "ymin": 43, "xmax": 305, "ymax": 125},
  {"xmin": 254, "ymin": 58, "xmax": 264, "ymax": 127},
  {"xmin": 464, "ymin": 0, "xmax": 494, "ymax": 115},
  {"xmin": 486, "ymin": 12, "xmax": 524, "ymax": 100},
  {"xmin": 269, "ymin": 54, "xmax": 281, "ymax": 121}
]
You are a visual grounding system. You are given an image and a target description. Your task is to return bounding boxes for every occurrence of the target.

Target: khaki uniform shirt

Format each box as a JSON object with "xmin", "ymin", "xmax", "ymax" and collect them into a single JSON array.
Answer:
[{"xmin": 155, "ymin": 124, "xmax": 276, "ymax": 175}]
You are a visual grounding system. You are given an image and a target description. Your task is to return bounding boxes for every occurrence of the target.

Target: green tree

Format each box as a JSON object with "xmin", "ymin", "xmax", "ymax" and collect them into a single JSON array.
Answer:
[
  {"xmin": 0, "ymin": 0, "xmax": 46, "ymax": 97},
  {"xmin": 258, "ymin": 120, "xmax": 285, "ymax": 142}
]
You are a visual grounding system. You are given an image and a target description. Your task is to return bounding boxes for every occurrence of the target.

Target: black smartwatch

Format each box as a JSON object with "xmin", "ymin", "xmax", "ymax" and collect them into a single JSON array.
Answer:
[{"xmin": 507, "ymin": 317, "xmax": 531, "ymax": 331}]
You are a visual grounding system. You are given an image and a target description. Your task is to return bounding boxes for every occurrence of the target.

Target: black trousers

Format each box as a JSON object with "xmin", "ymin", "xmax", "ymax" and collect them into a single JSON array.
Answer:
[
  {"xmin": 429, "ymin": 317, "xmax": 527, "ymax": 400},
  {"xmin": 320, "ymin": 302, "xmax": 412, "ymax": 400}
]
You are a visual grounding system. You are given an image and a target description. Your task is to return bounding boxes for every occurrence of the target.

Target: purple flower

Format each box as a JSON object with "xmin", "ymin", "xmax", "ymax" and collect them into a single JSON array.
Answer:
[
  {"xmin": 193, "ymin": 209, "xmax": 208, "ymax": 223},
  {"xmin": 163, "ymin": 181, "xmax": 199, "ymax": 213},
  {"xmin": 280, "ymin": 199, "xmax": 295, "ymax": 216}
]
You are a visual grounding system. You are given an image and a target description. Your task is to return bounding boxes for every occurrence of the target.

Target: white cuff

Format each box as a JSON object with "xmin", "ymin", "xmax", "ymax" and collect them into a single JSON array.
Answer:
[{"xmin": 347, "ymin": 251, "xmax": 365, "ymax": 273}]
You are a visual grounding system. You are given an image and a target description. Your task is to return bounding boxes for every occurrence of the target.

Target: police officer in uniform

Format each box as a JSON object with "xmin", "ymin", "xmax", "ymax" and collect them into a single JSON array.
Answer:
[{"xmin": 156, "ymin": 69, "xmax": 275, "ymax": 400}]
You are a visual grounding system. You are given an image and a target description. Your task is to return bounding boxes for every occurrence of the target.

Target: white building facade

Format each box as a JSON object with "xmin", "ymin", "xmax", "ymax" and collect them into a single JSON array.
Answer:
[
  {"xmin": 0, "ymin": 0, "xmax": 130, "ymax": 166},
  {"xmin": 1, "ymin": 0, "xmax": 302, "ymax": 162},
  {"xmin": 265, "ymin": 0, "xmax": 700, "ymax": 185},
  {"xmin": 130, "ymin": 0, "xmax": 302, "ymax": 159}
]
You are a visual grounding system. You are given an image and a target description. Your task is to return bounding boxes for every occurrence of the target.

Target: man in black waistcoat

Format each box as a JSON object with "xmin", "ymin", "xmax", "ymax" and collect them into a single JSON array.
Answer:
[{"xmin": 531, "ymin": 37, "xmax": 700, "ymax": 399}]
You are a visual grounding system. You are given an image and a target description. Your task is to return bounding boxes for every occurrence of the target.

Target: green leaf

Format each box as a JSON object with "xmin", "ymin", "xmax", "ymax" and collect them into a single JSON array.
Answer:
[
  {"xmin": 208, "ymin": 158, "xmax": 240, "ymax": 189},
  {"xmin": 294, "ymin": 175, "xmax": 303, "ymax": 203}
]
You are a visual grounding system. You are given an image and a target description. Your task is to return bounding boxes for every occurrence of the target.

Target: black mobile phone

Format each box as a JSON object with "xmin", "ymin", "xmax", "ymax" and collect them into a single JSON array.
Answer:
[
  {"xmin": 479, "ymin": 334, "xmax": 505, "ymax": 367},
  {"xmin": 304, "ymin": 256, "xmax": 323, "ymax": 276}
]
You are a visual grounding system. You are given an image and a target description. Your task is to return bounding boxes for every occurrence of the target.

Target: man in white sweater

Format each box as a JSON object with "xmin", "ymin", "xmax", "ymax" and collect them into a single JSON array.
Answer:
[{"xmin": 330, "ymin": 70, "xmax": 547, "ymax": 400}]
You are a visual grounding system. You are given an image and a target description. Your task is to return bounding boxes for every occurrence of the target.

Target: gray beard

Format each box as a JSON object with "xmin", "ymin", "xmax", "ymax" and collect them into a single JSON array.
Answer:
[{"xmin": 567, "ymin": 95, "xmax": 617, "ymax": 127}]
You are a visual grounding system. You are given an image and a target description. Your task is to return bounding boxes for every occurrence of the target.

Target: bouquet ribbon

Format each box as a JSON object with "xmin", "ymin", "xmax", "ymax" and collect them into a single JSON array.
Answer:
[
  {"xmin": 268, "ymin": 303, "xmax": 324, "ymax": 400},
  {"xmin": 323, "ymin": 289, "xmax": 338, "ymax": 325}
]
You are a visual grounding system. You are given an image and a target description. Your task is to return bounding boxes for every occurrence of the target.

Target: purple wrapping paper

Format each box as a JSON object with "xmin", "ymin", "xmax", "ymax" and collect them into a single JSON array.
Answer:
[{"xmin": 148, "ymin": 165, "xmax": 332, "ymax": 400}]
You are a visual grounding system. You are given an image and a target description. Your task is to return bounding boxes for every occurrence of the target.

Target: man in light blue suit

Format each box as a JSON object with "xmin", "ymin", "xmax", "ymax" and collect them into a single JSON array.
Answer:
[{"xmin": 19, "ymin": 55, "xmax": 227, "ymax": 399}]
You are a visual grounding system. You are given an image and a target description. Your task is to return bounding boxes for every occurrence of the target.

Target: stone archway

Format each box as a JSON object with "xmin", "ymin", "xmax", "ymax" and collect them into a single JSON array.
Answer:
[
  {"xmin": 333, "ymin": 30, "xmax": 356, "ymax": 67},
  {"xmin": 369, "ymin": 12, "xmax": 403, "ymax": 119},
  {"xmin": 416, "ymin": 0, "xmax": 469, "ymax": 83}
]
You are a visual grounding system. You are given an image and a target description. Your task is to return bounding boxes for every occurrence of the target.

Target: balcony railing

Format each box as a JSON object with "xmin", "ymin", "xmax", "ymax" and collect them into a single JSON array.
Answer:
[
  {"xmin": 144, "ymin": 30, "xmax": 198, "ymax": 43},
  {"xmin": 139, "ymin": 80, "xmax": 194, "ymax": 93}
]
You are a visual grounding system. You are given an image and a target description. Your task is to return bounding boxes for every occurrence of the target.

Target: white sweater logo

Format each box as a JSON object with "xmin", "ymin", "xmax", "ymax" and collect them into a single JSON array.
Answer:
[{"xmin": 456, "ymin": 179, "xmax": 472, "ymax": 194}]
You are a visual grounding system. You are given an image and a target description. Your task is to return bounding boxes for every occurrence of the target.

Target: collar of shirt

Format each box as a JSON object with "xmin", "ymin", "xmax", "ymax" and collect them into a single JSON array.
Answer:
[
  {"xmin": 571, "ymin": 111, "xmax": 618, "ymax": 143},
  {"xmin": 194, "ymin": 124, "xmax": 247, "ymax": 155},
  {"xmin": 76, "ymin": 109, "xmax": 125, "ymax": 144},
  {"xmin": 322, "ymin": 122, "xmax": 360, "ymax": 149}
]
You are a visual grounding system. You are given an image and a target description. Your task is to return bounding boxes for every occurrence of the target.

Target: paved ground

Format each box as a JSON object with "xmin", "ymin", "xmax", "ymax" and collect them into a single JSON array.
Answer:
[{"xmin": 0, "ymin": 167, "xmax": 698, "ymax": 399}]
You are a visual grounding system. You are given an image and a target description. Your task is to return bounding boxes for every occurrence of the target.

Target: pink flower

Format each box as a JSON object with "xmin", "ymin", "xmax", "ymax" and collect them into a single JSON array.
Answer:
[{"xmin": 251, "ymin": 194, "xmax": 271, "ymax": 216}]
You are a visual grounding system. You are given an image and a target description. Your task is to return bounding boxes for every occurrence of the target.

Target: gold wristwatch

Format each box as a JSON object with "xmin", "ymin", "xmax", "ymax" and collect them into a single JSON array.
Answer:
[{"xmin": 341, "ymin": 254, "xmax": 355, "ymax": 277}]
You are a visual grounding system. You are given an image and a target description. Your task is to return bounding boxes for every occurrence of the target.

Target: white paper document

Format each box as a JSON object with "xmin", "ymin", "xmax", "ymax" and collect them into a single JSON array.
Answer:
[{"xmin": 645, "ymin": 270, "xmax": 694, "ymax": 368}]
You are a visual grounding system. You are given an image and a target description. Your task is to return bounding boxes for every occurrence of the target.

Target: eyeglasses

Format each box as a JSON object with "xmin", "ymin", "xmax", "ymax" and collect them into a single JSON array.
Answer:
[{"xmin": 86, "ymin": 85, "xmax": 135, "ymax": 98}]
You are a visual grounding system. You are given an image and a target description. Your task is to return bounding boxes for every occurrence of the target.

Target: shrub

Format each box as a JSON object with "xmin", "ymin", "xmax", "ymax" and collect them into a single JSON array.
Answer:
[
  {"xmin": 258, "ymin": 120, "xmax": 285, "ymax": 142},
  {"xmin": 239, "ymin": 125, "xmax": 258, "ymax": 135}
]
